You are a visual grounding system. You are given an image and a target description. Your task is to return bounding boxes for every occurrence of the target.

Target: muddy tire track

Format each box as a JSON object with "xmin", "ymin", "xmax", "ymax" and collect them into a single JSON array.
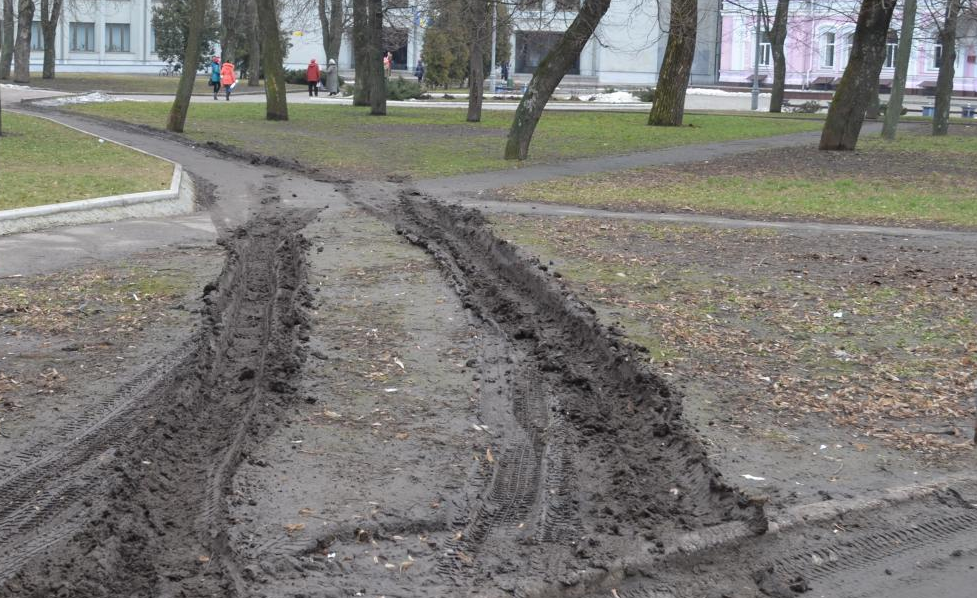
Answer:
[
  {"xmin": 1, "ymin": 204, "xmax": 317, "ymax": 597},
  {"xmin": 385, "ymin": 194, "xmax": 765, "ymax": 590},
  {"xmin": 0, "ymin": 340, "xmax": 197, "ymax": 583}
]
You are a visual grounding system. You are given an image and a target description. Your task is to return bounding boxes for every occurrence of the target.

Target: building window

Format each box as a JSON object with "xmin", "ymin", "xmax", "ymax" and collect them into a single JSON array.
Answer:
[
  {"xmin": 841, "ymin": 32, "xmax": 854, "ymax": 66},
  {"xmin": 884, "ymin": 30, "xmax": 898, "ymax": 68},
  {"xmin": 105, "ymin": 23, "xmax": 130, "ymax": 52},
  {"xmin": 758, "ymin": 31, "xmax": 772, "ymax": 67},
  {"xmin": 149, "ymin": 25, "xmax": 156, "ymax": 53},
  {"xmin": 30, "ymin": 21, "xmax": 43, "ymax": 50},
  {"xmin": 932, "ymin": 40, "xmax": 943, "ymax": 69},
  {"xmin": 820, "ymin": 31, "xmax": 835, "ymax": 67},
  {"xmin": 70, "ymin": 22, "xmax": 95, "ymax": 51},
  {"xmin": 554, "ymin": 0, "xmax": 579, "ymax": 10}
]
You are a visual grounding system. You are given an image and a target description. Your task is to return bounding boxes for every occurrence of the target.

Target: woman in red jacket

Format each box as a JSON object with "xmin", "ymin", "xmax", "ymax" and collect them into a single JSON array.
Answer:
[
  {"xmin": 220, "ymin": 61, "xmax": 237, "ymax": 101},
  {"xmin": 306, "ymin": 59, "xmax": 321, "ymax": 97}
]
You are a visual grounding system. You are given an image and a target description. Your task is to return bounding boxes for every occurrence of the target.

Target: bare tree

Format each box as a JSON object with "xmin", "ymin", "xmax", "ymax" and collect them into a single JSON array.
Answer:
[
  {"xmin": 933, "ymin": 0, "xmax": 962, "ymax": 135},
  {"xmin": 763, "ymin": 0, "xmax": 789, "ymax": 113},
  {"xmin": 1, "ymin": 0, "xmax": 15, "ymax": 79},
  {"xmin": 38, "ymin": 0, "xmax": 62, "ymax": 78},
  {"xmin": 882, "ymin": 0, "xmax": 918, "ymax": 139},
  {"xmin": 167, "ymin": 0, "xmax": 208, "ymax": 132},
  {"xmin": 367, "ymin": 0, "xmax": 385, "ymax": 114},
  {"xmin": 504, "ymin": 0, "xmax": 612, "ymax": 160},
  {"xmin": 352, "ymin": 0, "xmax": 369, "ymax": 105},
  {"xmin": 221, "ymin": 0, "xmax": 248, "ymax": 61},
  {"xmin": 466, "ymin": 0, "xmax": 490, "ymax": 122},
  {"xmin": 248, "ymin": 0, "xmax": 260, "ymax": 85},
  {"xmin": 12, "ymin": 0, "xmax": 34, "ymax": 83},
  {"xmin": 257, "ymin": 0, "xmax": 288, "ymax": 119},
  {"xmin": 317, "ymin": 0, "xmax": 344, "ymax": 61},
  {"xmin": 819, "ymin": 0, "xmax": 896, "ymax": 150},
  {"xmin": 648, "ymin": 0, "xmax": 698, "ymax": 126}
]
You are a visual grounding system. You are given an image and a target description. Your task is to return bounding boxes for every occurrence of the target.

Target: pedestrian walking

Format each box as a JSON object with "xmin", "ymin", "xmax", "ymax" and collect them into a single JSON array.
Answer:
[
  {"xmin": 210, "ymin": 57, "xmax": 221, "ymax": 100},
  {"xmin": 501, "ymin": 61, "xmax": 509, "ymax": 83},
  {"xmin": 383, "ymin": 52, "xmax": 392, "ymax": 78},
  {"xmin": 306, "ymin": 58, "xmax": 321, "ymax": 97},
  {"xmin": 414, "ymin": 60, "xmax": 425, "ymax": 85},
  {"xmin": 325, "ymin": 58, "xmax": 339, "ymax": 96},
  {"xmin": 220, "ymin": 61, "xmax": 237, "ymax": 101}
]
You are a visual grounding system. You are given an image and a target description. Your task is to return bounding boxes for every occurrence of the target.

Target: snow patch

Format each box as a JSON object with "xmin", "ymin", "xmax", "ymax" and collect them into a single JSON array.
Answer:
[
  {"xmin": 578, "ymin": 91, "xmax": 642, "ymax": 103},
  {"xmin": 687, "ymin": 87, "xmax": 771, "ymax": 97},
  {"xmin": 34, "ymin": 92, "xmax": 132, "ymax": 106}
]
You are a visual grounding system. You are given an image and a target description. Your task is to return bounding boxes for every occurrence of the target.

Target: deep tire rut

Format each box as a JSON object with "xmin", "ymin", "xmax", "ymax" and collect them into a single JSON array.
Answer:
[
  {"xmin": 387, "ymin": 194, "xmax": 763, "ymax": 591},
  {"xmin": 1, "ymin": 205, "xmax": 316, "ymax": 597}
]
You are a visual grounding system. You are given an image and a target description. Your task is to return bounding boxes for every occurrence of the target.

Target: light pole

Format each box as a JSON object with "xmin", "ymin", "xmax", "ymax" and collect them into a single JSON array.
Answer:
[
  {"xmin": 489, "ymin": 0, "xmax": 498, "ymax": 93},
  {"xmin": 751, "ymin": 9, "xmax": 761, "ymax": 110}
]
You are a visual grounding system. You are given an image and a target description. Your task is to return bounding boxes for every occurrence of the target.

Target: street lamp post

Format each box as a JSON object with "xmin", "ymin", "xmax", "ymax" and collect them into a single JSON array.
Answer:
[
  {"xmin": 751, "ymin": 9, "xmax": 761, "ymax": 110},
  {"xmin": 489, "ymin": 0, "xmax": 498, "ymax": 93}
]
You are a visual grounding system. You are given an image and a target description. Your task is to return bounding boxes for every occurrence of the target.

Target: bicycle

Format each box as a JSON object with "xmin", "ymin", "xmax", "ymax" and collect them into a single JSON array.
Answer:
[{"xmin": 158, "ymin": 62, "xmax": 181, "ymax": 77}]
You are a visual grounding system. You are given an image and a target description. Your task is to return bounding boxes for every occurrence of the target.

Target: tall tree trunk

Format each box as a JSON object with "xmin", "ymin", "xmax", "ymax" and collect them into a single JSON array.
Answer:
[
  {"xmin": 933, "ymin": 0, "xmax": 961, "ymax": 136},
  {"xmin": 317, "ymin": 0, "xmax": 331, "ymax": 60},
  {"xmin": 466, "ymin": 0, "xmax": 488, "ymax": 122},
  {"xmin": 818, "ymin": 0, "xmax": 895, "ymax": 150},
  {"xmin": 647, "ymin": 0, "xmax": 698, "ymax": 126},
  {"xmin": 167, "ymin": 0, "xmax": 207, "ymax": 132},
  {"xmin": 247, "ymin": 0, "xmax": 260, "ymax": 86},
  {"xmin": 881, "ymin": 0, "xmax": 916, "ymax": 140},
  {"xmin": 256, "ymin": 0, "xmax": 288, "ymax": 120},
  {"xmin": 39, "ymin": 0, "xmax": 61, "ymax": 79},
  {"xmin": 0, "ymin": 0, "xmax": 14, "ymax": 79},
  {"xmin": 12, "ymin": 0, "xmax": 34, "ymax": 83},
  {"xmin": 352, "ymin": 0, "xmax": 369, "ymax": 105},
  {"xmin": 221, "ymin": 0, "xmax": 238, "ymax": 62},
  {"xmin": 504, "ymin": 0, "xmax": 611, "ymax": 160},
  {"xmin": 328, "ymin": 0, "xmax": 342, "ymax": 61},
  {"xmin": 767, "ymin": 0, "xmax": 789, "ymax": 113},
  {"xmin": 865, "ymin": 85, "xmax": 881, "ymax": 118},
  {"xmin": 367, "ymin": 0, "xmax": 385, "ymax": 115}
]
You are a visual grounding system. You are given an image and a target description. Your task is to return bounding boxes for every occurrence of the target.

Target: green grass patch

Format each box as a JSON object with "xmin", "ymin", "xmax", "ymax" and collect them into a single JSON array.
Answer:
[
  {"xmin": 0, "ymin": 112, "xmax": 173, "ymax": 211},
  {"xmin": 516, "ymin": 174, "xmax": 977, "ymax": 227},
  {"xmin": 66, "ymin": 102, "xmax": 822, "ymax": 179},
  {"xmin": 24, "ymin": 72, "xmax": 292, "ymax": 95},
  {"xmin": 504, "ymin": 130, "xmax": 977, "ymax": 228}
]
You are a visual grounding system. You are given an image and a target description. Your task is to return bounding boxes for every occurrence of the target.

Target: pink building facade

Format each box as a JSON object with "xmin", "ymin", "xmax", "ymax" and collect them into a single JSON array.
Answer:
[{"xmin": 719, "ymin": 0, "xmax": 977, "ymax": 95}]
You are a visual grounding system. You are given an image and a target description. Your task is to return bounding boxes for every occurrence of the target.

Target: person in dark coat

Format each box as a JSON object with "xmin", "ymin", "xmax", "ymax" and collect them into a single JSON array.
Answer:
[
  {"xmin": 210, "ymin": 57, "xmax": 221, "ymax": 100},
  {"xmin": 501, "ymin": 62, "xmax": 509, "ymax": 83},
  {"xmin": 307, "ymin": 59, "xmax": 321, "ymax": 97},
  {"xmin": 325, "ymin": 59, "xmax": 339, "ymax": 96},
  {"xmin": 414, "ymin": 60, "xmax": 425, "ymax": 84}
]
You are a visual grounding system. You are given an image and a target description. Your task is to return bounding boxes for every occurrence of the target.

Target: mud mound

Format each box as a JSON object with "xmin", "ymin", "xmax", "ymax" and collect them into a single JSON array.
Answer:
[{"xmin": 1, "ymin": 207, "xmax": 315, "ymax": 597}]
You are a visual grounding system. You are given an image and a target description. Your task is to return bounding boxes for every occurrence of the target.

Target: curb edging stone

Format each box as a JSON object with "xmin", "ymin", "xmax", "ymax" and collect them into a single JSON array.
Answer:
[{"xmin": 0, "ymin": 111, "xmax": 195, "ymax": 236}]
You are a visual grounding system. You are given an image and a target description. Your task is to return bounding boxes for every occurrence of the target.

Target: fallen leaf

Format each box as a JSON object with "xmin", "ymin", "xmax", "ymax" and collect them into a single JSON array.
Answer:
[{"xmin": 284, "ymin": 523, "xmax": 305, "ymax": 534}]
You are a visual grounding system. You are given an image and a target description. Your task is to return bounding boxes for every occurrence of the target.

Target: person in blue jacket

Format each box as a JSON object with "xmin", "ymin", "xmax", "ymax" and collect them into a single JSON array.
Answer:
[{"xmin": 210, "ymin": 57, "xmax": 221, "ymax": 100}]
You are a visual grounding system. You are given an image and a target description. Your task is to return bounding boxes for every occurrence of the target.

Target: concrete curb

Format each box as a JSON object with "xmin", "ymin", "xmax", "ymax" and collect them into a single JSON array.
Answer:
[
  {"xmin": 520, "ymin": 473, "xmax": 977, "ymax": 598},
  {"xmin": 0, "ymin": 111, "xmax": 195, "ymax": 236}
]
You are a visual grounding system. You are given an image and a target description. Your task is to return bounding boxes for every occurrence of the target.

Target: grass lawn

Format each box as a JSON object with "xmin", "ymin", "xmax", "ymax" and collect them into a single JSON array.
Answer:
[
  {"xmin": 501, "ymin": 123, "xmax": 977, "ymax": 228},
  {"xmin": 65, "ymin": 102, "xmax": 823, "ymax": 178},
  {"xmin": 0, "ymin": 112, "xmax": 173, "ymax": 211},
  {"xmin": 24, "ymin": 72, "xmax": 296, "ymax": 95},
  {"xmin": 491, "ymin": 214, "xmax": 976, "ymax": 457}
]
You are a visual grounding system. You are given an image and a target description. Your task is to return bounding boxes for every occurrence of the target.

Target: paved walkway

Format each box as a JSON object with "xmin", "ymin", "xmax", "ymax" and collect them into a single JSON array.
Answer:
[
  {"xmin": 411, "ymin": 129, "xmax": 824, "ymax": 197},
  {"xmin": 456, "ymin": 199, "xmax": 977, "ymax": 242},
  {"xmin": 2, "ymin": 104, "xmax": 968, "ymax": 278}
]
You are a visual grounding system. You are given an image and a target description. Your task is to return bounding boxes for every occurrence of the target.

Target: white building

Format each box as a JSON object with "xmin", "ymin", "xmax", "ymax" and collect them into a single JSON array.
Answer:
[{"xmin": 7, "ymin": 0, "xmax": 720, "ymax": 86}]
